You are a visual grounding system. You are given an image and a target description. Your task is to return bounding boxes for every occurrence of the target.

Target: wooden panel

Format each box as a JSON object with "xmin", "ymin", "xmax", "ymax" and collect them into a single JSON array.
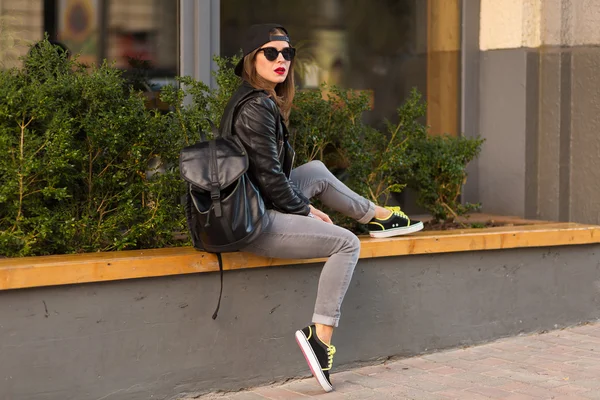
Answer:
[
  {"xmin": 1, "ymin": 222, "xmax": 599, "ymax": 291},
  {"xmin": 427, "ymin": 0, "xmax": 461, "ymax": 136}
]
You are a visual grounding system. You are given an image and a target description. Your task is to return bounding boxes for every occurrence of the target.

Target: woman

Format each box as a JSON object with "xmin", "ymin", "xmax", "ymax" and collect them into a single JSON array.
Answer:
[{"xmin": 227, "ymin": 23, "xmax": 423, "ymax": 392}]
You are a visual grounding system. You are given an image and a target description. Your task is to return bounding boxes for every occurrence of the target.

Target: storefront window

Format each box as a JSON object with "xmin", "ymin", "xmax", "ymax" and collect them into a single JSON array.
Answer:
[
  {"xmin": 0, "ymin": 0, "xmax": 178, "ymax": 108},
  {"xmin": 221, "ymin": 0, "xmax": 460, "ymax": 135}
]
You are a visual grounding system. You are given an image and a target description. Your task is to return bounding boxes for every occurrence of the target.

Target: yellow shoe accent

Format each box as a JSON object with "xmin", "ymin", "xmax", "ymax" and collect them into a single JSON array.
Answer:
[
  {"xmin": 383, "ymin": 206, "xmax": 411, "ymax": 224},
  {"xmin": 323, "ymin": 345, "xmax": 336, "ymax": 371},
  {"xmin": 368, "ymin": 221, "xmax": 385, "ymax": 230}
]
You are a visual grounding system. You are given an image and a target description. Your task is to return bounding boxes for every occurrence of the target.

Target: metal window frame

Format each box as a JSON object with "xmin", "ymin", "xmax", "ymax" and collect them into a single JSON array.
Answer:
[
  {"xmin": 179, "ymin": 0, "xmax": 220, "ymax": 90},
  {"xmin": 460, "ymin": 0, "xmax": 481, "ymax": 205}
]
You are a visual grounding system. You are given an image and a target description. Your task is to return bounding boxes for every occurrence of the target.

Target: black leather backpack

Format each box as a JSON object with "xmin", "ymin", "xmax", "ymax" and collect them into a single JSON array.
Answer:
[{"xmin": 180, "ymin": 88, "xmax": 269, "ymax": 319}]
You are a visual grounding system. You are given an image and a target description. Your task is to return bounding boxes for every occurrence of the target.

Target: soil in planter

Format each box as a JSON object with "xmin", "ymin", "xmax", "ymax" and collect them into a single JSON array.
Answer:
[{"xmin": 423, "ymin": 220, "xmax": 525, "ymax": 231}]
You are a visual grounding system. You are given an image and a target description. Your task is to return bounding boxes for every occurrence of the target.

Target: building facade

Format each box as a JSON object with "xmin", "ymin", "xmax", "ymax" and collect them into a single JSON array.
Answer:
[{"xmin": 472, "ymin": 0, "xmax": 600, "ymax": 224}]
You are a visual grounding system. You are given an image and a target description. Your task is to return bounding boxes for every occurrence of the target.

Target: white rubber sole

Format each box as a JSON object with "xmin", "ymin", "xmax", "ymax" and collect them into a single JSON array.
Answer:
[
  {"xmin": 295, "ymin": 330, "xmax": 333, "ymax": 392},
  {"xmin": 369, "ymin": 221, "xmax": 424, "ymax": 238}
]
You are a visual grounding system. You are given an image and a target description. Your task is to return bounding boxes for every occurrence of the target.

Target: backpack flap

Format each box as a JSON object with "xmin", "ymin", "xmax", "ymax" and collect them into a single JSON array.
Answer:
[{"xmin": 179, "ymin": 135, "xmax": 248, "ymax": 193}]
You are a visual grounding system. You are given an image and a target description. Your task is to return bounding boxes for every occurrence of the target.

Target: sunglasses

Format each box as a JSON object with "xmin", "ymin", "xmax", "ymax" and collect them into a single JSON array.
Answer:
[{"xmin": 257, "ymin": 47, "xmax": 296, "ymax": 62}]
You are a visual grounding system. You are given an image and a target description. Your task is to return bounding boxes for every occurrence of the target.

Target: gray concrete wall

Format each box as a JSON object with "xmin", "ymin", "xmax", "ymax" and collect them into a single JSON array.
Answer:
[
  {"xmin": 477, "ymin": 49, "xmax": 528, "ymax": 217},
  {"xmin": 569, "ymin": 48, "xmax": 600, "ymax": 224},
  {"xmin": 1, "ymin": 245, "xmax": 600, "ymax": 400},
  {"xmin": 477, "ymin": 46, "xmax": 600, "ymax": 223}
]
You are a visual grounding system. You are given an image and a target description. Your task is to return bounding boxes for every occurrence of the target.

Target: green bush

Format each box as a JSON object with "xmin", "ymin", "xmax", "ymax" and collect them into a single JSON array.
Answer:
[
  {"xmin": 160, "ymin": 55, "xmax": 242, "ymax": 145},
  {"xmin": 396, "ymin": 91, "xmax": 485, "ymax": 223},
  {"xmin": 290, "ymin": 86, "xmax": 414, "ymax": 232},
  {"xmin": 291, "ymin": 86, "xmax": 409, "ymax": 205},
  {"xmin": 0, "ymin": 41, "xmax": 188, "ymax": 256}
]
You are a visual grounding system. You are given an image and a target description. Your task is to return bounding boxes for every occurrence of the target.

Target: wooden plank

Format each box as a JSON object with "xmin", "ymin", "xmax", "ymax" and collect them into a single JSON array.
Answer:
[
  {"xmin": 427, "ymin": 0, "xmax": 461, "ymax": 136},
  {"xmin": 1, "ymin": 222, "xmax": 599, "ymax": 291}
]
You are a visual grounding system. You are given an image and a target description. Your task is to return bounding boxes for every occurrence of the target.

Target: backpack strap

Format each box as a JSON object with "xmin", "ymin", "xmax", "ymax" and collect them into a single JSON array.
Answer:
[
  {"xmin": 212, "ymin": 252, "xmax": 224, "ymax": 320},
  {"xmin": 206, "ymin": 118, "xmax": 219, "ymax": 138},
  {"xmin": 208, "ymin": 139, "xmax": 222, "ymax": 218}
]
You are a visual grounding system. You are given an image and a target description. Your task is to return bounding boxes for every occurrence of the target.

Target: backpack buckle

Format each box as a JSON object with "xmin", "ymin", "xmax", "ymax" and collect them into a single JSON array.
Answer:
[{"xmin": 210, "ymin": 186, "xmax": 222, "ymax": 217}]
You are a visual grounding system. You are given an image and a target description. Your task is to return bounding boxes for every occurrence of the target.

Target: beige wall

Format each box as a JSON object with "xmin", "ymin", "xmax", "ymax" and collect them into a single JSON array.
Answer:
[
  {"xmin": 0, "ymin": 0, "xmax": 43, "ymax": 68},
  {"xmin": 480, "ymin": 0, "xmax": 542, "ymax": 50},
  {"xmin": 480, "ymin": 0, "xmax": 600, "ymax": 50}
]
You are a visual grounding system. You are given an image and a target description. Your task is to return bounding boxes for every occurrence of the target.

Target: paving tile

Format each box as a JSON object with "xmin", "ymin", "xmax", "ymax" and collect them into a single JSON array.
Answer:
[
  {"xmin": 476, "ymin": 356, "xmax": 514, "ymax": 367},
  {"xmin": 570, "ymin": 378, "xmax": 600, "ymax": 390},
  {"xmin": 581, "ymin": 391, "xmax": 600, "ymax": 400},
  {"xmin": 419, "ymin": 373, "xmax": 472, "ymax": 390},
  {"xmin": 434, "ymin": 389, "xmax": 491, "ymax": 400},
  {"xmin": 326, "ymin": 381, "xmax": 363, "ymax": 395},
  {"xmin": 373, "ymin": 385, "xmax": 449, "ymax": 400},
  {"xmin": 455, "ymin": 350, "xmax": 493, "ymax": 361},
  {"xmin": 433, "ymin": 389, "xmax": 471, "ymax": 399},
  {"xmin": 350, "ymin": 363, "xmax": 391, "ymax": 377},
  {"xmin": 229, "ymin": 393, "xmax": 271, "ymax": 400},
  {"xmin": 442, "ymin": 357, "xmax": 501, "ymax": 372},
  {"xmin": 523, "ymin": 340, "xmax": 555, "ymax": 350},
  {"xmin": 567, "ymin": 358, "xmax": 600, "ymax": 368},
  {"xmin": 334, "ymin": 371, "xmax": 396, "ymax": 389},
  {"xmin": 567, "ymin": 349, "xmax": 599, "ymax": 358},
  {"xmin": 552, "ymin": 383, "xmax": 591, "ymax": 395},
  {"xmin": 400, "ymin": 376, "xmax": 450, "ymax": 393},
  {"xmin": 508, "ymin": 382, "xmax": 568, "ymax": 398},
  {"xmin": 502, "ymin": 394, "xmax": 537, "ymax": 400},
  {"xmin": 457, "ymin": 370, "xmax": 515, "ymax": 386},
  {"xmin": 465, "ymin": 385, "xmax": 513, "ymax": 399},
  {"xmin": 279, "ymin": 380, "xmax": 325, "ymax": 397},
  {"xmin": 400, "ymin": 356, "xmax": 444, "ymax": 370},
  {"xmin": 428, "ymin": 366, "xmax": 465, "ymax": 376},
  {"xmin": 252, "ymin": 387, "xmax": 310, "ymax": 399},
  {"xmin": 357, "ymin": 369, "xmax": 413, "ymax": 385}
]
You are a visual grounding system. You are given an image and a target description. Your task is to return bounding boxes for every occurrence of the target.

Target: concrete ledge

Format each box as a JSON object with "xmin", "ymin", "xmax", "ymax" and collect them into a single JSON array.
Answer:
[{"xmin": 1, "ymin": 220, "xmax": 599, "ymax": 291}]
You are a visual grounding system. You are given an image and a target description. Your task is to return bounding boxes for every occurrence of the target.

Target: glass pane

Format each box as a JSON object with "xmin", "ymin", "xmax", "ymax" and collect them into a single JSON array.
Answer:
[
  {"xmin": 0, "ymin": 1, "xmax": 179, "ymax": 110},
  {"xmin": 56, "ymin": 0, "xmax": 179, "ymax": 104},
  {"xmin": 102, "ymin": 1, "xmax": 178, "ymax": 79},
  {"xmin": 56, "ymin": 0, "xmax": 100, "ymax": 65},
  {"xmin": 221, "ymin": 0, "xmax": 459, "ymax": 134},
  {"xmin": 101, "ymin": 0, "xmax": 179, "ymax": 109}
]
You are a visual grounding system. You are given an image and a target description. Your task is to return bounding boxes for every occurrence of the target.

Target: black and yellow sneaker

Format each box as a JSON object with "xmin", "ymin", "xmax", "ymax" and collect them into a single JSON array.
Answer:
[
  {"xmin": 295, "ymin": 325, "xmax": 336, "ymax": 392},
  {"xmin": 368, "ymin": 206, "xmax": 424, "ymax": 238}
]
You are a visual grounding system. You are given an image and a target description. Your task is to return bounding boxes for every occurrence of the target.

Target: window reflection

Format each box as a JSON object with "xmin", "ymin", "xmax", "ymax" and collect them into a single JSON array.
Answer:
[
  {"xmin": 221, "ymin": 0, "xmax": 460, "ymax": 135},
  {"xmin": 0, "ymin": 0, "xmax": 178, "ymax": 109}
]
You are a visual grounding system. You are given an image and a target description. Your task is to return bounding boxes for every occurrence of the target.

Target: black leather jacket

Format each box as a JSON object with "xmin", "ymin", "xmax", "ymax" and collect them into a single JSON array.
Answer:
[{"xmin": 229, "ymin": 82, "xmax": 311, "ymax": 216}]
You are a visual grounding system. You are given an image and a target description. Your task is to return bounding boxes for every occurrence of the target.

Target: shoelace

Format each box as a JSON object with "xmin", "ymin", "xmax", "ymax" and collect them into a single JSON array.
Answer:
[
  {"xmin": 326, "ymin": 345, "xmax": 336, "ymax": 370},
  {"xmin": 385, "ymin": 206, "xmax": 409, "ymax": 220}
]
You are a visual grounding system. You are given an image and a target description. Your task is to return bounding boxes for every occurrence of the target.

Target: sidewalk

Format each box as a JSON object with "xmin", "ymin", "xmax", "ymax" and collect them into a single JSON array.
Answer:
[{"xmin": 192, "ymin": 321, "xmax": 600, "ymax": 399}]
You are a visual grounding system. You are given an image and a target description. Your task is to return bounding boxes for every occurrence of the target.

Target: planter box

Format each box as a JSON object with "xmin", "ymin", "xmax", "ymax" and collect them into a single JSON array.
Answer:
[{"xmin": 1, "ymin": 217, "xmax": 599, "ymax": 400}]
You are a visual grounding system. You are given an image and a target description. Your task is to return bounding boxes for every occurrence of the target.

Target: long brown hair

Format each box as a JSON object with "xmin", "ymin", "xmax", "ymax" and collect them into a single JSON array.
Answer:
[{"xmin": 242, "ymin": 28, "xmax": 296, "ymax": 123}]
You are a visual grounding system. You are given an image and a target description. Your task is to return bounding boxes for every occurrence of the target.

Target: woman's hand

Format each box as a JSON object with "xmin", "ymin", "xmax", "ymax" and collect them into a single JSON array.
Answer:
[{"xmin": 309, "ymin": 205, "xmax": 334, "ymax": 224}]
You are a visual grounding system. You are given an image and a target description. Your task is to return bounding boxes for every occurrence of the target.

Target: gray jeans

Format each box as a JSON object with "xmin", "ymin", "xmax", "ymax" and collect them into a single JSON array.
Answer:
[{"xmin": 241, "ymin": 160, "xmax": 376, "ymax": 327}]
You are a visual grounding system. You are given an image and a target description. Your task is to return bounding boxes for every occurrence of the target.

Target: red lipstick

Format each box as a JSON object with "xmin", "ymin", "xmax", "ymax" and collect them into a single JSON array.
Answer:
[{"xmin": 274, "ymin": 67, "xmax": 286, "ymax": 75}]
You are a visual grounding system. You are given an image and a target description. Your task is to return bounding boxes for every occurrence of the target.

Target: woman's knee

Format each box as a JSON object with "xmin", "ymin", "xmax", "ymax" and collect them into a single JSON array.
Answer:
[
  {"xmin": 307, "ymin": 159, "xmax": 327, "ymax": 172},
  {"xmin": 341, "ymin": 231, "xmax": 361, "ymax": 255}
]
